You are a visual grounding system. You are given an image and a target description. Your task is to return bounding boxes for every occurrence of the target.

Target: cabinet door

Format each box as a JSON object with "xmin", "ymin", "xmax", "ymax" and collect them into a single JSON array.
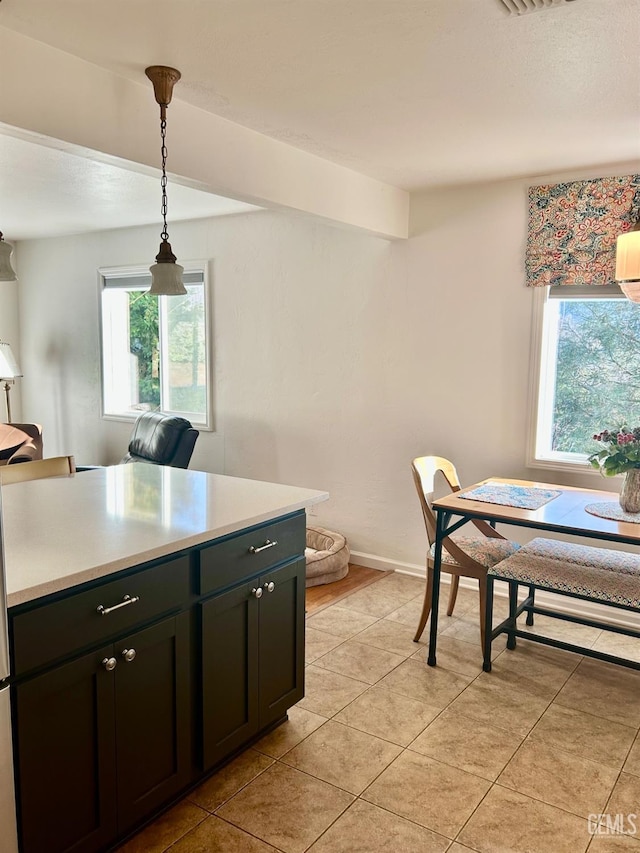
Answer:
[
  {"xmin": 114, "ymin": 612, "xmax": 192, "ymax": 834},
  {"xmin": 258, "ymin": 558, "xmax": 305, "ymax": 728},
  {"xmin": 14, "ymin": 647, "xmax": 117, "ymax": 853},
  {"xmin": 200, "ymin": 580, "xmax": 259, "ymax": 770}
]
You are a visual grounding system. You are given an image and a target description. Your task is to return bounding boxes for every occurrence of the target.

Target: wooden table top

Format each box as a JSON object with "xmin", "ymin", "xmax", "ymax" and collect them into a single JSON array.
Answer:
[{"xmin": 433, "ymin": 477, "xmax": 640, "ymax": 546}]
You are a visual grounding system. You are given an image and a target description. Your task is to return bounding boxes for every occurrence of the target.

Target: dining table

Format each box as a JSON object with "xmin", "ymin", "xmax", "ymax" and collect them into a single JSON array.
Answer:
[{"xmin": 427, "ymin": 476, "xmax": 640, "ymax": 667}]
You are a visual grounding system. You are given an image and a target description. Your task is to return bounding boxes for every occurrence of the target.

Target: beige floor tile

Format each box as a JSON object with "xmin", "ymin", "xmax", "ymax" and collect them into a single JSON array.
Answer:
[
  {"xmin": 339, "ymin": 586, "xmax": 418, "ymax": 618},
  {"xmin": 530, "ymin": 704, "xmax": 637, "ymax": 770},
  {"xmin": 623, "ymin": 734, "xmax": 640, "ymax": 777},
  {"xmin": 296, "ymin": 664, "xmax": 369, "ymax": 716},
  {"xmin": 498, "ymin": 739, "xmax": 618, "ymax": 818},
  {"xmin": 335, "ymin": 685, "xmax": 440, "ymax": 746},
  {"xmin": 503, "ymin": 635, "xmax": 583, "ymax": 670},
  {"xmin": 188, "ymin": 749, "xmax": 274, "ymax": 812},
  {"xmin": 116, "ymin": 801, "xmax": 208, "ymax": 853},
  {"xmin": 216, "ymin": 763, "xmax": 353, "ymax": 853},
  {"xmin": 254, "ymin": 706, "xmax": 328, "ymax": 759},
  {"xmin": 306, "ymin": 799, "xmax": 450, "ymax": 853},
  {"xmin": 435, "ymin": 582, "xmax": 481, "ymax": 617},
  {"xmin": 555, "ymin": 659, "xmax": 640, "ymax": 728},
  {"xmin": 606, "ymin": 774, "xmax": 640, "ymax": 836},
  {"xmin": 587, "ymin": 833, "xmax": 640, "ymax": 851},
  {"xmin": 440, "ymin": 614, "xmax": 483, "ymax": 645},
  {"xmin": 592, "ymin": 631, "xmax": 640, "ymax": 664},
  {"xmin": 458, "ymin": 784, "xmax": 590, "ymax": 853},
  {"xmin": 409, "ymin": 709, "xmax": 523, "ymax": 781},
  {"xmin": 378, "ymin": 658, "xmax": 472, "ymax": 708},
  {"xmin": 385, "ymin": 595, "xmax": 463, "ymax": 637},
  {"xmin": 169, "ymin": 815, "xmax": 280, "ymax": 852},
  {"xmin": 475, "ymin": 645, "xmax": 576, "ymax": 700},
  {"xmin": 521, "ymin": 612, "xmax": 602, "ymax": 648},
  {"xmin": 354, "ymin": 618, "xmax": 424, "ymax": 657},
  {"xmin": 305, "ymin": 627, "xmax": 345, "ymax": 663},
  {"xmin": 448, "ymin": 679, "xmax": 550, "ymax": 738},
  {"xmin": 373, "ymin": 572, "xmax": 425, "ymax": 598},
  {"xmin": 313, "ymin": 640, "xmax": 405, "ymax": 684},
  {"xmin": 362, "ymin": 750, "xmax": 490, "ymax": 839},
  {"xmin": 447, "ymin": 846, "xmax": 479, "ymax": 853},
  {"xmin": 306, "ymin": 606, "xmax": 379, "ymax": 638},
  {"xmin": 280, "ymin": 719, "xmax": 401, "ymax": 794},
  {"xmin": 411, "ymin": 635, "xmax": 489, "ymax": 677}
]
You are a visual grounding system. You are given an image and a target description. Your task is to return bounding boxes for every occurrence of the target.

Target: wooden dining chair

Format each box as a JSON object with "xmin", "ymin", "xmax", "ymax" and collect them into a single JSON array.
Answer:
[
  {"xmin": 0, "ymin": 455, "xmax": 76, "ymax": 485},
  {"xmin": 411, "ymin": 455, "xmax": 521, "ymax": 649}
]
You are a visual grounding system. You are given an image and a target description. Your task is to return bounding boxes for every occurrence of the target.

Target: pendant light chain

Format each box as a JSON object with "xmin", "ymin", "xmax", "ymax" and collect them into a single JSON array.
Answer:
[{"xmin": 160, "ymin": 115, "xmax": 169, "ymax": 242}]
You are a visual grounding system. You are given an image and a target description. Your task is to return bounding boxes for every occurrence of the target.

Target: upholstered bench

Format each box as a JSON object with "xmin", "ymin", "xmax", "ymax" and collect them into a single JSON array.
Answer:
[{"xmin": 482, "ymin": 537, "xmax": 640, "ymax": 672}]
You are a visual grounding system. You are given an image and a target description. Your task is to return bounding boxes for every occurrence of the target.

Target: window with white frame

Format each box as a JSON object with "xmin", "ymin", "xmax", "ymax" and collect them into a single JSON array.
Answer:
[
  {"xmin": 531, "ymin": 284, "xmax": 640, "ymax": 469},
  {"xmin": 100, "ymin": 264, "xmax": 211, "ymax": 428}
]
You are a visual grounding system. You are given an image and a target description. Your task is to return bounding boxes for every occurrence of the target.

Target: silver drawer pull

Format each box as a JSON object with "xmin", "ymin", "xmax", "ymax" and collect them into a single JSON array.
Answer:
[
  {"xmin": 263, "ymin": 581, "xmax": 275, "ymax": 593},
  {"xmin": 96, "ymin": 594, "xmax": 140, "ymax": 616},
  {"xmin": 121, "ymin": 648, "xmax": 136, "ymax": 663},
  {"xmin": 102, "ymin": 657, "xmax": 117, "ymax": 672},
  {"xmin": 251, "ymin": 587, "xmax": 263, "ymax": 599},
  {"xmin": 248, "ymin": 539, "xmax": 278, "ymax": 554}
]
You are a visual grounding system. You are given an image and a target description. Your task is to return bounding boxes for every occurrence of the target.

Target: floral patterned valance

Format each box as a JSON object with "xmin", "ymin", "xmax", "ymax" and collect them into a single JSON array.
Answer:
[{"xmin": 526, "ymin": 175, "xmax": 640, "ymax": 287}]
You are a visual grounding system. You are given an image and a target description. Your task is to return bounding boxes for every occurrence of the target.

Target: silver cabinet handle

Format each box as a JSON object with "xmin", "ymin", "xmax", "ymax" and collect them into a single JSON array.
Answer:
[
  {"xmin": 263, "ymin": 581, "xmax": 275, "ymax": 593},
  {"xmin": 102, "ymin": 657, "xmax": 117, "ymax": 672},
  {"xmin": 96, "ymin": 594, "xmax": 140, "ymax": 616},
  {"xmin": 251, "ymin": 587, "xmax": 263, "ymax": 599},
  {"xmin": 121, "ymin": 648, "xmax": 136, "ymax": 662},
  {"xmin": 248, "ymin": 539, "xmax": 278, "ymax": 554}
]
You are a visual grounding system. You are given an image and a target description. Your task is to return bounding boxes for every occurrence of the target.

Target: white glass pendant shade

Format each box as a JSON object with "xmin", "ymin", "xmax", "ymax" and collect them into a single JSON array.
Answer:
[
  {"xmin": 149, "ymin": 260, "xmax": 186, "ymax": 296},
  {"xmin": 0, "ymin": 238, "xmax": 17, "ymax": 282}
]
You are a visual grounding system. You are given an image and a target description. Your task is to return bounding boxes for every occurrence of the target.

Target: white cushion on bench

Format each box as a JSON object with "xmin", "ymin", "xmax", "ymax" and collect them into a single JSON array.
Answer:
[{"xmin": 489, "ymin": 537, "xmax": 640, "ymax": 609}]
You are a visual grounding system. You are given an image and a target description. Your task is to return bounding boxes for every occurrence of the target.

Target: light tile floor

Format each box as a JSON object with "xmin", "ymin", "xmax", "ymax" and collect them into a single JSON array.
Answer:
[{"xmin": 117, "ymin": 573, "xmax": 640, "ymax": 853}]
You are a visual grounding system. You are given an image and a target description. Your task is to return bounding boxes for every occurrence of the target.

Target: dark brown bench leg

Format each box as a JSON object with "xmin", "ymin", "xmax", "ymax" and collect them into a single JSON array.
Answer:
[
  {"xmin": 507, "ymin": 581, "xmax": 518, "ymax": 650},
  {"xmin": 483, "ymin": 576, "xmax": 494, "ymax": 672}
]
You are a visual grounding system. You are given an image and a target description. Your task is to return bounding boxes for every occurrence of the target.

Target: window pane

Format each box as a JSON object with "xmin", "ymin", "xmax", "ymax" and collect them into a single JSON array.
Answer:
[
  {"xmin": 550, "ymin": 298, "xmax": 640, "ymax": 454},
  {"xmin": 160, "ymin": 286, "xmax": 207, "ymax": 420},
  {"xmin": 101, "ymin": 268, "xmax": 210, "ymax": 426},
  {"xmin": 129, "ymin": 291, "xmax": 160, "ymax": 409}
]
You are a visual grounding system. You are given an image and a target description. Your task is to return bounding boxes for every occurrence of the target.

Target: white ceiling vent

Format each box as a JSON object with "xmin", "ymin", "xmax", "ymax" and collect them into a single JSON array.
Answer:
[{"xmin": 495, "ymin": 0, "xmax": 578, "ymax": 15}]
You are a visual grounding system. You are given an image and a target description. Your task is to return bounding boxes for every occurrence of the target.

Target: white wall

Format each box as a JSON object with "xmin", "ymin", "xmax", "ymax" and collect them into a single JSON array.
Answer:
[{"xmin": 11, "ymin": 169, "xmax": 638, "ymax": 570}]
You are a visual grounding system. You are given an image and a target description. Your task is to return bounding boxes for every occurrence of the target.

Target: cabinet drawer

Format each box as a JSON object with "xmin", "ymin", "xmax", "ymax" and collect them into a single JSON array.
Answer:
[
  {"xmin": 12, "ymin": 556, "xmax": 192, "ymax": 676},
  {"xmin": 199, "ymin": 514, "xmax": 305, "ymax": 595}
]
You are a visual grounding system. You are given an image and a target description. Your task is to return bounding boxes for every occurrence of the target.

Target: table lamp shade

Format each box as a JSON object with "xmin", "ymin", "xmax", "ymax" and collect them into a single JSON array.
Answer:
[
  {"xmin": 0, "ymin": 343, "xmax": 22, "ymax": 380},
  {"xmin": 616, "ymin": 229, "xmax": 640, "ymax": 303}
]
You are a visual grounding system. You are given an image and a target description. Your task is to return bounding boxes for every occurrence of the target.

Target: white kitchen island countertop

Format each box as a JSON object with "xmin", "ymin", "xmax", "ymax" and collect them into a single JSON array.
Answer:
[{"xmin": 2, "ymin": 465, "xmax": 328, "ymax": 607}]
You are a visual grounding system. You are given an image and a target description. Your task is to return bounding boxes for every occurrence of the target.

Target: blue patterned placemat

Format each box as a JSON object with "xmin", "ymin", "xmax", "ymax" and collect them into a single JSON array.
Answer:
[
  {"xmin": 460, "ymin": 483, "xmax": 562, "ymax": 511},
  {"xmin": 585, "ymin": 502, "xmax": 640, "ymax": 523}
]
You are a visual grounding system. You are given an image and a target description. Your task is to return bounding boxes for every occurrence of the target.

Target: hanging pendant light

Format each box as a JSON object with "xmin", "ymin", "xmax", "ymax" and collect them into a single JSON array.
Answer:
[
  {"xmin": 0, "ymin": 233, "xmax": 17, "ymax": 282},
  {"xmin": 616, "ymin": 212, "xmax": 640, "ymax": 303},
  {"xmin": 145, "ymin": 65, "xmax": 186, "ymax": 296}
]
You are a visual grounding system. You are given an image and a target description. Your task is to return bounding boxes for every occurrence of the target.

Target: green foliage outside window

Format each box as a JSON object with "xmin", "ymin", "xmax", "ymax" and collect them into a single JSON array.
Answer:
[
  {"xmin": 129, "ymin": 291, "xmax": 160, "ymax": 407},
  {"xmin": 553, "ymin": 300, "xmax": 640, "ymax": 455}
]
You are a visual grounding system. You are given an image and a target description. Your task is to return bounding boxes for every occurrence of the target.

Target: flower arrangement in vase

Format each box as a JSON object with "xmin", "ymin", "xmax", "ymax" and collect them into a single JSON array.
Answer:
[{"xmin": 589, "ymin": 427, "xmax": 640, "ymax": 513}]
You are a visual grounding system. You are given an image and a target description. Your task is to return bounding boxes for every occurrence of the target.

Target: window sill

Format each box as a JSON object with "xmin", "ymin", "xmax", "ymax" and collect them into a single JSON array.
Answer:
[{"xmin": 527, "ymin": 455, "xmax": 622, "ymax": 480}]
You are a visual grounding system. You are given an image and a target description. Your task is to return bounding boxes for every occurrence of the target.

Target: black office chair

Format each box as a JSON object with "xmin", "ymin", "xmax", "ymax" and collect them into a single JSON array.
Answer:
[{"xmin": 121, "ymin": 411, "xmax": 199, "ymax": 469}]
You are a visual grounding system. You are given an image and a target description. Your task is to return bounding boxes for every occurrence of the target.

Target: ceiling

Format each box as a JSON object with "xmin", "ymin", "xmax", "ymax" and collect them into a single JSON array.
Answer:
[{"xmin": 0, "ymin": 0, "xmax": 638, "ymax": 239}]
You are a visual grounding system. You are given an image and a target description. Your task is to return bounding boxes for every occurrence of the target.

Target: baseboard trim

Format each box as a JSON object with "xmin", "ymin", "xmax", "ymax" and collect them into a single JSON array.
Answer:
[{"xmin": 349, "ymin": 550, "xmax": 640, "ymax": 631}]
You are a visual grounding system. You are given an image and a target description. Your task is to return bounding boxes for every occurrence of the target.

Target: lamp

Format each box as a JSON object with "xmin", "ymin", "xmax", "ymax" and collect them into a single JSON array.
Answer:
[
  {"xmin": 615, "ymin": 212, "xmax": 640, "ymax": 303},
  {"xmin": 0, "ymin": 342, "xmax": 22, "ymax": 423},
  {"xmin": 0, "ymin": 233, "xmax": 17, "ymax": 282},
  {"xmin": 145, "ymin": 65, "xmax": 186, "ymax": 296}
]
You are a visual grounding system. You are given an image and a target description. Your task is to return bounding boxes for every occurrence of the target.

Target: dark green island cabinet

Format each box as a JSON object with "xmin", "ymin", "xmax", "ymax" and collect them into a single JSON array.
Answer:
[{"xmin": 8, "ymin": 511, "xmax": 306, "ymax": 853}]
